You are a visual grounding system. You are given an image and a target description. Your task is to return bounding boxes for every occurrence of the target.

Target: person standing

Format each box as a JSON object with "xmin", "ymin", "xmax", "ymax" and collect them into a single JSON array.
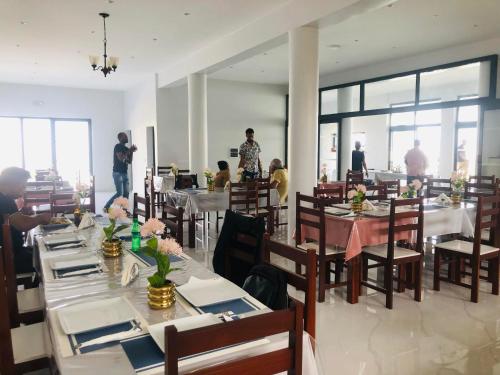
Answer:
[
  {"xmin": 404, "ymin": 139, "xmax": 428, "ymax": 184},
  {"xmin": 238, "ymin": 128, "xmax": 262, "ymax": 180},
  {"xmin": 351, "ymin": 141, "xmax": 369, "ymax": 178},
  {"xmin": 269, "ymin": 158, "xmax": 288, "ymax": 204},
  {"xmin": 457, "ymin": 139, "xmax": 469, "ymax": 176},
  {"xmin": 104, "ymin": 132, "xmax": 137, "ymax": 211}
]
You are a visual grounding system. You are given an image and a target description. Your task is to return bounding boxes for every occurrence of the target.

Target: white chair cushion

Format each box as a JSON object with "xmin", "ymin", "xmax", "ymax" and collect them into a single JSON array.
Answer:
[
  {"xmin": 297, "ymin": 241, "xmax": 345, "ymax": 256},
  {"xmin": 17, "ymin": 288, "xmax": 44, "ymax": 314},
  {"xmin": 12, "ymin": 322, "xmax": 50, "ymax": 364},
  {"xmin": 363, "ymin": 244, "xmax": 420, "ymax": 259},
  {"xmin": 436, "ymin": 240, "xmax": 499, "ymax": 255}
]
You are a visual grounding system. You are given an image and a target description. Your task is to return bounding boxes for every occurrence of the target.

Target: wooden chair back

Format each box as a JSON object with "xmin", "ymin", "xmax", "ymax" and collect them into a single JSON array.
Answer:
[
  {"xmin": 295, "ymin": 193, "xmax": 335, "ymax": 249},
  {"xmin": 313, "ymin": 185, "xmax": 344, "ymax": 203},
  {"xmin": 381, "ymin": 180, "xmax": 400, "ymax": 197},
  {"xmin": 157, "ymin": 166, "xmax": 172, "ymax": 176},
  {"xmin": 474, "ymin": 195, "xmax": 500, "ymax": 250},
  {"xmin": 1, "ymin": 224, "xmax": 21, "ymax": 328},
  {"xmin": 0, "ymin": 245, "xmax": 16, "ymax": 375},
  {"xmin": 386, "ymin": 197, "xmax": 424, "ymax": 263},
  {"xmin": 469, "ymin": 175, "xmax": 496, "ymax": 184},
  {"xmin": 365, "ymin": 185, "xmax": 388, "ymax": 201},
  {"xmin": 133, "ymin": 193, "xmax": 151, "ymax": 225},
  {"xmin": 50, "ymin": 192, "xmax": 77, "ymax": 216},
  {"xmin": 345, "ymin": 169, "xmax": 363, "ymax": 198},
  {"xmin": 161, "ymin": 203, "xmax": 184, "ymax": 247},
  {"xmin": 164, "ymin": 300, "xmax": 304, "ymax": 375},
  {"xmin": 256, "ymin": 181, "xmax": 272, "ymax": 211},
  {"xmin": 425, "ymin": 178, "xmax": 452, "ymax": 198},
  {"xmin": 464, "ymin": 181, "xmax": 498, "ymax": 199},
  {"xmin": 229, "ymin": 182, "xmax": 259, "ymax": 214},
  {"xmin": 262, "ymin": 236, "xmax": 316, "ymax": 338}
]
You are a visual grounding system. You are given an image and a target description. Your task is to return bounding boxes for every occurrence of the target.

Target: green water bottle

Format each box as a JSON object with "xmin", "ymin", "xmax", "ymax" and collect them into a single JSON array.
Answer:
[{"xmin": 131, "ymin": 216, "xmax": 141, "ymax": 252}]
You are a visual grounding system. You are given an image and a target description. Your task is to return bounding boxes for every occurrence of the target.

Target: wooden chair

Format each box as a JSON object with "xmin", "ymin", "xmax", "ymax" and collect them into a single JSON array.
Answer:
[
  {"xmin": 229, "ymin": 182, "xmax": 259, "ymax": 215},
  {"xmin": 364, "ymin": 184, "xmax": 388, "ymax": 201},
  {"xmin": 157, "ymin": 166, "xmax": 172, "ymax": 176},
  {"xmin": 295, "ymin": 193, "xmax": 346, "ymax": 302},
  {"xmin": 161, "ymin": 203, "xmax": 184, "ymax": 247},
  {"xmin": 262, "ymin": 236, "xmax": 316, "ymax": 339},
  {"xmin": 345, "ymin": 170, "xmax": 364, "ymax": 199},
  {"xmin": 175, "ymin": 174, "xmax": 199, "ymax": 189},
  {"xmin": 464, "ymin": 181, "xmax": 498, "ymax": 200},
  {"xmin": 164, "ymin": 300, "xmax": 304, "ymax": 375},
  {"xmin": 469, "ymin": 175, "xmax": 496, "ymax": 184},
  {"xmin": 80, "ymin": 176, "xmax": 96, "ymax": 213},
  {"xmin": 133, "ymin": 193, "xmax": 151, "ymax": 225},
  {"xmin": 49, "ymin": 192, "xmax": 77, "ymax": 216},
  {"xmin": 425, "ymin": 178, "xmax": 452, "ymax": 198},
  {"xmin": 2, "ymin": 224, "xmax": 44, "ymax": 327},
  {"xmin": 313, "ymin": 185, "xmax": 344, "ymax": 203},
  {"xmin": 380, "ymin": 180, "xmax": 400, "ymax": 197},
  {"xmin": 0, "ymin": 245, "xmax": 50, "ymax": 374},
  {"xmin": 433, "ymin": 195, "xmax": 500, "ymax": 303},
  {"xmin": 255, "ymin": 181, "xmax": 275, "ymax": 235},
  {"xmin": 361, "ymin": 197, "xmax": 424, "ymax": 309}
]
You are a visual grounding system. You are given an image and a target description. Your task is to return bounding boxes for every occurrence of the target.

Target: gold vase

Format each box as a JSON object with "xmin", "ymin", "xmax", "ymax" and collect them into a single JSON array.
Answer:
[
  {"xmin": 102, "ymin": 239, "xmax": 123, "ymax": 258},
  {"xmin": 147, "ymin": 282, "xmax": 176, "ymax": 309},
  {"xmin": 207, "ymin": 181, "xmax": 215, "ymax": 192},
  {"xmin": 351, "ymin": 201, "xmax": 363, "ymax": 214},
  {"xmin": 451, "ymin": 193, "xmax": 461, "ymax": 205},
  {"xmin": 73, "ymin": 206, "xmax": 82, "ymax": 226}
]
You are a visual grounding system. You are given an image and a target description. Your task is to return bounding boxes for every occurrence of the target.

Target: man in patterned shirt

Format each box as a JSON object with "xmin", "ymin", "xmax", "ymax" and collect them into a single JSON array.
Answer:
[{"xmin": 238, "ymin": 128, "xmax": 262, "ymax": 180}]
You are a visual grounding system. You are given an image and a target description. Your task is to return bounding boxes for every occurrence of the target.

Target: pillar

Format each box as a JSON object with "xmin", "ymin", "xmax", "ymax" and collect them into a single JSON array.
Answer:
[
  {"xmin": 188, "ymin": 73, "xmax": 208, "ymax": 184},
  {"xmin": 339, "ymin": 86, "xmax": 354, "ymax": 179},
  {"xmin": 287, "ymin": 26, "xmax": 319, "ymax": 239}
]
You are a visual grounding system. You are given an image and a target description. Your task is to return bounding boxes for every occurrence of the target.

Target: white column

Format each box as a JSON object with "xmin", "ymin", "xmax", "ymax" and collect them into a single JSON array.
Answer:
[
  {"xmin": 339, "ymin": 86, "xmax": 354, "ymax": 179},
  {"xmin": 287, "ymin": 26, "xmax": 319, "ymax": 238},
  {"xmin": 188, "ymin": 73, "xmax": 208, "ymax": 184}
]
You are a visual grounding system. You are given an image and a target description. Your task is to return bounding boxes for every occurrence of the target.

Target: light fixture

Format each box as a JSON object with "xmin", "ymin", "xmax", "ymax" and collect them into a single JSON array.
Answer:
[
  {"xmin": 89, "ymin": 12, "xmax": 119, "ymax": 77},
  {"xmin": 328, "ymin": 44, "xmax": 341, "ymax": 50}
]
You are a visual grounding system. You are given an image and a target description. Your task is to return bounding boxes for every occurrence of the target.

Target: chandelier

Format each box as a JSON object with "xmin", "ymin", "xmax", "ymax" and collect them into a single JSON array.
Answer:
[{"xmin": 89, "ymin": 13, "xmax": 118, "ymax": 77}]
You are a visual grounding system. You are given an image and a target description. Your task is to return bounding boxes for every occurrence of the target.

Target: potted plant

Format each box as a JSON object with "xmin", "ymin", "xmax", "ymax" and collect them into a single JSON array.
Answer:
[
  {"xmin": 450, "ymin": 171, "xmax": 466, "ymax": 204},
  {"xmin": 204, "ymin": 168, "xmax": 215, "ymax": 191},
  {"xmin": 400, "ymin": 179, "xmax": 422, "ymax": 199},
  {"xmin": 347, "ymin": 184, "xmax": 367, "ymax": 213},
  {"xmin": 102, "ymin": 197, "xmax": 129, "ymax": 257},
  {"xmin": 139, "ymin": 218, "xmax": 182, "ymax": 309}
]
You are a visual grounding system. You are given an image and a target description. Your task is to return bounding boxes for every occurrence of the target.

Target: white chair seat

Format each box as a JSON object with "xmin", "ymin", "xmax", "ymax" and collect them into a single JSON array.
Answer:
[
  {"xmin": 297, "ymin": 241, "xmax": 345, "ymax": 256},
  {"xmin": 17, "ymin": 288, "xmax": 43, "ymax": 314},
  {"xmin": 436, "ymin": 239, "xmax": 499, "ymax": 256},
  {"xmin": 363, "ymin": 244, "xmax": 419, "ymax": 259},
  {"xmin": 11, "ymin": 322, "xmax": 50, "ymax": 364}
]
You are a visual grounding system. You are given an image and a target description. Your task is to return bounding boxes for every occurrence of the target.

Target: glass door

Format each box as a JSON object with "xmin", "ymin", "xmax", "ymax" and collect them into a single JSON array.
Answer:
[{"xmin": 319, "ymin": 122, "xmax": 339, "ymax": 181}]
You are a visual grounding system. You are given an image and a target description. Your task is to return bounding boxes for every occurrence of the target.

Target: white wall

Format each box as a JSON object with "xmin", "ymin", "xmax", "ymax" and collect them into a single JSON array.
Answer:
[
  {"xmin": 123, "ymin": 77, "xmax": 158, "ymax": 194},
  {"xmin": 0, "ymin": 82, "xmax": 124, "ymax": 192}
]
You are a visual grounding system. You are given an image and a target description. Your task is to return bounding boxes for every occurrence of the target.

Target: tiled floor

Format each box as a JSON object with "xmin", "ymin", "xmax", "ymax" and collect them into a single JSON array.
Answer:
[{"xmin": 185, "ymin": 223, "xmax": 500, "ymax": 375}]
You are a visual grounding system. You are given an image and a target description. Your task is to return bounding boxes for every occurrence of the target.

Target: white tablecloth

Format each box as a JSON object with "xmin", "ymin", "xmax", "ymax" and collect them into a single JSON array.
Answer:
[
  {"xmin": 368, "ymin": 170, "xmax": 407, "ymax": 182},
  {"xmin": 422, "ymin": 203, "xmax": 476, "ymax": 238},
  {"xmin": 153, "ymin": 176, "xmax": 175, "ymax": 193}
]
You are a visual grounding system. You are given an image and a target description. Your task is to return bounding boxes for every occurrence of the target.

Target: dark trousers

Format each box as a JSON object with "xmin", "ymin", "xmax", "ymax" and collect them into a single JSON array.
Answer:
[
  {"xmin": 14, "ymin": 246, "xmax": 35, "ymax": 274},
  {"xmin": 242, "ymin": 170, "xmax": 259, "ymax": 181}
]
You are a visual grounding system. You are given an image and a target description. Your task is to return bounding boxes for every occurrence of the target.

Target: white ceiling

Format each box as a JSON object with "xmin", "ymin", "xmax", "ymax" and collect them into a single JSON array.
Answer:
[
  {"xmin": 210, "ymin": 0, "xmax": 500, "ymax": 85},
  {"xmin": 0, "ymin": 0, "xmax": 289, "ymax": 90}
]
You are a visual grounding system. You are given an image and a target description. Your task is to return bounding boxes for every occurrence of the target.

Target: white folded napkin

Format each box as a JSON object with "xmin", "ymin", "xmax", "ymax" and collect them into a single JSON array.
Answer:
[
  {"xmin": 78, "ymin": 212, "xmax": 95, "ymax": 230},
  {"xmin": 362, "ymin": 200, "xmax": 376, "ymax": 211},
  {"xmin": 434, "ymin": 193, "xmax": 452, "ymax": 204},
  {"xmin": 121, "ymin": 257, "xmax": 140, "ymax": 287}
]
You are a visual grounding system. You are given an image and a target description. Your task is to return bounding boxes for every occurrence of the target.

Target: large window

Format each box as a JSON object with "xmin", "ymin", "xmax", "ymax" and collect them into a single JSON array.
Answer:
[
  {"xmin": 0, "ymin": 117, "xmax": 91, "ymax": 184},
  {"xmin": 455, "ymin": 96, "xmax": 479, "ymax": 176},
  {"xmin": 365, "ymin": 75, "xmax": 416, "ymax": 110}
]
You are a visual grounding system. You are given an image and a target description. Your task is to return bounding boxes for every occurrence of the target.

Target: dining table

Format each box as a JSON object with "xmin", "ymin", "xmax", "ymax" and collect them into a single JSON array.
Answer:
[{"xmin": 32, "ymin": 219, "xmax": 318, "ymax": 374}]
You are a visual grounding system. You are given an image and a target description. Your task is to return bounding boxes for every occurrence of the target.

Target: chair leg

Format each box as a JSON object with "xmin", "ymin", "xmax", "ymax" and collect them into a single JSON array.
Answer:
[
  {"xmin": 362, "ymin": 256, "xmax": 368, "ymax": 282},
  {"xmin": 385, "ymin": 263, "xmax": 394, "ymax": 309},
  {"xmin": 471, "ymin": 257, "xmax": 480, "ymax": 303},
  {"xmin": 334, "ymin": 260, "xmax": 343, "ymax": 284},
  {"xmin": 318, "ymin": 258, "xmax": 326, "ymax": 303},
  {"xmin": 414, "ymin": 258, "xmax": 423, "ymax": 302},
  {"xmin": 397, "ymin": 265, "xmax": 406, "ymax": 293},
  {"xmin": 295, "ymin": 262, "xmax": 302, "ymax": 276},
  {"xmin": 491, "ymin": 255, "xmax": 499, "ymax": 296},
  {"xmin": 433, "ymin": 248, "xmax": 441, "ymax": 291},
  {"xmin": 325, "ymin": 261, "xmax": 331, "ymax": 283}
]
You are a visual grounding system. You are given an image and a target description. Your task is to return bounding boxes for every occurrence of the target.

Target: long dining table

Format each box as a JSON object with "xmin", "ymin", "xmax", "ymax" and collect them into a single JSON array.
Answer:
[{"xmin": 32, "ymin": 220, "xmax": 318, "ymax": 374}]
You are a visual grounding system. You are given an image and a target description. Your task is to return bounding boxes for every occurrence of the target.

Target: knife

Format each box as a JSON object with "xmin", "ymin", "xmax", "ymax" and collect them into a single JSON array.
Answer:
[{"xmin": 59, "ymin": 267, "xmax": 101, "ymax": 277}]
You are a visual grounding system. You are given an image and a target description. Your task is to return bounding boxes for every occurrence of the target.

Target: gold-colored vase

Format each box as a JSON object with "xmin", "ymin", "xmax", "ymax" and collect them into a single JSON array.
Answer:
[
  {"xmin": 351, "ymin": 201, "xmax": 363, "ymax": 214},
  {"xmin": 73, "ymin": 206, "xmax": 82, "ymax": 226},
  {"xmin": 451, "ymin": 193, "xmax": 461, "ymax": 205},
  {"xmin": 207, "ymin": 182, "xmax": 215, "ymax": 192},
  {"xmin": 102, "ymin": 239, "xmax": 123, "ymax": 258},
  {"xmin": 147, "ymin": 282, "xmax": 176, "ymax": 309}
]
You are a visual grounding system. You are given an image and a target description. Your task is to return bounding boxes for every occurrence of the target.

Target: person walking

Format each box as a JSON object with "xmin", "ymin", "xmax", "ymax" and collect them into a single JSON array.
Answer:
[
  {"xmin": 104, "ymin": 132, "xmax": 137, "ymax": 211},
  {"xmin": 351, "ymin": 141, "xmax": 369, "ymax": 178},
  {"xmin": 404, "ymin": 139, "xmax": 428, "ymax": 185},
  {"xmin": 238, "ymin": 128, "xmax": 262, "ymax": 181}
]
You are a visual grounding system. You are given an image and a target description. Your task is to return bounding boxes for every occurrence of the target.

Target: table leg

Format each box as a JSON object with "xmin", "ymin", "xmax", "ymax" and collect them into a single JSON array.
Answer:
[
  {"xmin": 189, "ymin": 213, "xmax": 196, "ymax": 248},
  {"xmin": 347, "ymin": 255, "xmax": 360, "ymax": 304}
]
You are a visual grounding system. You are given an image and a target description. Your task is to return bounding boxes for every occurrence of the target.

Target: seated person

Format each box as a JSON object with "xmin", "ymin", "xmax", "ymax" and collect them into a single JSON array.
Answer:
[
  {"xmin": 214, "ymin": 161, "xmax": 231, "ymax": 188},
  {"xmin": 0, "ymin": 167, "xmax": 51, "ymax": 275},
  {"xmin": 269, "ymin": 159, "xmax": 288, "ymax": 204}
]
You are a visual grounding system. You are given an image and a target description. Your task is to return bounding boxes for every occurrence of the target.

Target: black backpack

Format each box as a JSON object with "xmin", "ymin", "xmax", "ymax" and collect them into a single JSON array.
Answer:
[{"xmin": 242, "ymin": 264, "xmax": 288, "ymax": 310}]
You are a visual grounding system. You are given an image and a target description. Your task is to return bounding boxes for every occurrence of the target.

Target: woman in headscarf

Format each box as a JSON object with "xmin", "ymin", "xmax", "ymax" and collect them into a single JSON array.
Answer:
[{"xmin": 214, "ymin": 160, "xmax": 231, "ymax": 188}]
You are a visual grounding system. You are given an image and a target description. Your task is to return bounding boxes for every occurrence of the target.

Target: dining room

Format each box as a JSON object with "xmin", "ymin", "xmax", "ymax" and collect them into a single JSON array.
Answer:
[{"xmin": 2, "ymin": 0, "xmax": 500, "ymax": 374}]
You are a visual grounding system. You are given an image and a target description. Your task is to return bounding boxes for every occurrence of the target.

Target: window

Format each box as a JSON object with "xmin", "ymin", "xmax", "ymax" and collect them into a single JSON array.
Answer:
[
  {"xmin": 319, "ymin": 122, "xmax": 339, "ymax": 180},
  {"xmin": 365, "ymin": 75, "xmax": 416, "ymax": 110},
  {"xmin": 321, "ymin": 85, "xmax": 360, "ymax": 115},
  {"xmin": 0, "ymin": 117, "xmax": 92, "ymax": 184},
  {"xmin": 455, "ymin": 96, "xmax": 479, "ymax": 176},
  {"xmin": 321, "ymin": 89, "xmax": 338, "ymax": 115}
]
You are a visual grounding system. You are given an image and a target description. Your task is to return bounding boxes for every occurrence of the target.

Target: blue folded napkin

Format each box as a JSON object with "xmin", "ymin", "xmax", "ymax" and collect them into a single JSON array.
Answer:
[
  {"xmin": 121, "ymin": 334, "xmax": 164, "ymax": 373},
  {"xmin": 42, "ymin": 223, "xmax": 71, "ymax": 231},
  {"xmin": 198, "ymin": 298, "xmax": 257, "ymax": 315},
  {"xmin": 54, "ymin": 264, "xmax": 101, "ymax": 279},
  {"xmin": 119, "ymin": 235, "xmax": 132, "ymax": 241},
  {"xmin": 71, "ymin": 321, "xmax": 137, "ymax": 355}
]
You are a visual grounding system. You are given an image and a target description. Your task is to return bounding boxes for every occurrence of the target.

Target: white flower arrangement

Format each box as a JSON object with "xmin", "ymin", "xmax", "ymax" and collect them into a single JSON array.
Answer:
[
  {"xmin": 170, "ymin": 163, "xmax": 179, "ymax": 176},
  {"xmin": 347, "ymin": 184, "xmax": 367, "ymax": 203},
  {"xmin": 450, "ymin": 171, "xmax": 466, "ymax": 193},
  {"xmin": 400, "ymin": 179, "xmax": 422, "ymax": 198},
  {"xmin": 204, "ymin": 168, "xmax": 215, "ymax": 184}
]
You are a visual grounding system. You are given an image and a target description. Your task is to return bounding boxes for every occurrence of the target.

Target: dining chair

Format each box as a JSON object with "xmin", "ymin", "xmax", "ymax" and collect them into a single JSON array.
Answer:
[
  {"xmin": 364, "ymin": 184, "xmax": 388, "ymax": 201},
  {"xmin": 228, "ymin": 181, "xmax": 259, "ymax": 215},
  {"xmin": 0, "ymin": 245, "xmax": 51, "ymax": 375},
  {"xmin": 2, "ymin": 224, "xmax": 44, "ymax": 327},
  {"xmin": 380, "ymin": 180, "xmax": 401, "ymax": 198},
  {"xmin": 157, "ymin": 166, "xmax": 172, "ymax": 176},
  {"xmin": 425, "ymin": 178, "xmax": 452, "ymax": 198},
  {"xmin": 313, "ymin": 185, "xmax": 344, "ymax": 203},
  {"xmin": 132, "ymin": 193, "xmax": 151, "ymax": 225},
  {"xmin": 262, "ymin": 236, "xmax": 317, "ymax": 339},
  {"xmin": 464, "ymin": 181, "xmax": 498, "ymax": 200},
  {"xmin": 345, "ymin": 170, "xmax": 364, "ymax": 199},
  {"xmin": 50, "ymin": 192, "xmax": 78, "ymax": 216},
  {"xmin": 469, "ymin": 175, "xmax": 496, "ymax": 184},
  {"xmin": 175, "ymin": 174, "xmax": 199, "ymax": 189},
  {"xmin": 161, "ymin": 202, "xmax": 184, "ymax": 247},
  {"xmin": 255, "ymin": 181, "xmax": 275, "ymax": 235},
  {"xmin": 433, "ymin": 195, "xmax": 500, "ymax": 303},
  {"xmin": 295, "ymin": 193, "xmax": 347, "ymax": 302},
  {"xmin": 80, "ymin": 176, "xmax": 96, "ymax": 213},
  {"xmin": 361, "ymin": 197, "xmax": 424, "ymax": 309},
  {"xmin": 164, "ymin": 300, "xmax": 304, "ymax": 375}
]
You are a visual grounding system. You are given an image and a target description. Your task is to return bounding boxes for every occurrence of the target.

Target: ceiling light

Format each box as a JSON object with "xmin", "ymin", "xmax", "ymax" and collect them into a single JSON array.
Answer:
[
  {"xmin": 184, "ymin": 12, "xmax": 190, "ymax": 16},
  {"xmin": 263, "ymin": 52, "xmax": 268, "ymax": 56},
  {"xmin": 335, "ymin": 61, "xmax": 339, "ymax": 64},
  {"xmin": 91, "ymin": 30, "xmax": 95, "ymax": 34},
  {"xmin": 328, "ymin": 44, "xmax": 341, "ymax": 50},
  {"xmin": 354, "ymin": 39, "xmax": 359, "ymax": 42},
  {"xmin": 473, "ymin": 24, "xmax": 478, "ymax": 28},
  {"xmin": 108, "ymin": 0, "xmax": 115, "ymax": 3},
  {"xmin": 153, "ymin": 38, "xmax": 158, "ymax": 42},
  {"xmin": 433, "ymin": 14, "xmax": 438, "ymax": 17},
  {"xmin": 89, "ymin": 13, "xmax": 119, "ymax": 77},
  {"xmin": 261, "ymin": 70, "xmax": 265, "ymax": 73},
  {"xmin": 20, "ymin": 20, "xmax": 28, "ymax": 25},
  {"xmin": 130, "ymin": 55, "xmax": 135, "ymax": 59},
  {"xmin": 16, "ymin": 44, "xmax": 20, "ymax": 47}
]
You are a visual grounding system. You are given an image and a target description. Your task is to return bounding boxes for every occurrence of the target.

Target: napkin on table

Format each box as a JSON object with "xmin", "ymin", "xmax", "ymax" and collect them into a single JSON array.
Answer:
[
  {"xmin": 434, "ymin": 193, "xmax": 452, "ymax": 204},
  {"xmin": 78, "ymin": 212, "xmax": 95, "ymax": 230},
  {"xmin": 121, "ymin": 256, "xmax": 140, "ymax": 287},
  {"xmin": 362, "ymin": 200, "xmax": 376, "ymax": 211}
]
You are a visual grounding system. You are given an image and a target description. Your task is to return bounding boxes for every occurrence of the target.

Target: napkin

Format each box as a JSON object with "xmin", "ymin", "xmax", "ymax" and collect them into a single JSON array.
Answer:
[
  {"xmin": 434, "ymin": 193, "xmax": 452, "ymax": 204},
  {"xmin": 78, "ymin": 212, "xmax": 95, "ymax": 230},
  {"xmin": 121, "ymin": 257, "xmax": 140, "ymax": 287},
  {"xmin": 362, "ymin": 200, "xmax": 376, "ymax": 211}
]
